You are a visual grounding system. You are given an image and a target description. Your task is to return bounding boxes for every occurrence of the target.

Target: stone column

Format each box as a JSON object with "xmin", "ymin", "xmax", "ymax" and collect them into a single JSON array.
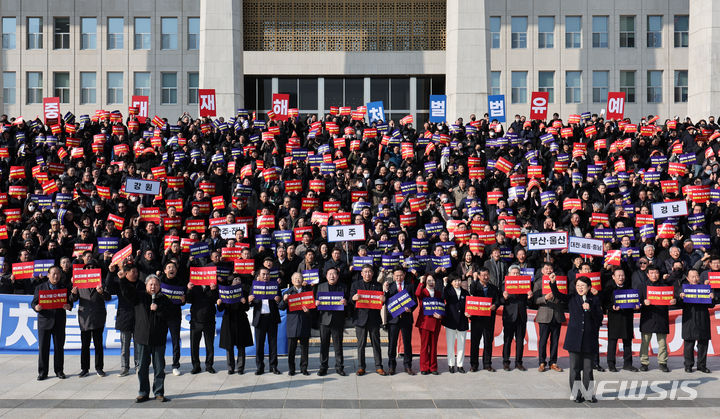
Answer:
[
  {"xmin": 687, "ymin": 0, "xmax": 720, "ymax": 121},
  {"xmin": 199, "ymin": 0, "xmax": 244, "ymax": 118},
  {"xmin": 445, "ymin": 0, "xmax": 489, "ymax": 123}
]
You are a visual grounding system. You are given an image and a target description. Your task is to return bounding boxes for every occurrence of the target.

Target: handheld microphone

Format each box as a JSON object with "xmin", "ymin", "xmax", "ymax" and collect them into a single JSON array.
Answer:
[
  {"xmin": 582, "ymin": 294, "xmax": 588, "ymax": 311},
  {"xmin": 152, "ymin": 293, "xmax": 156, "ymax": 303}
]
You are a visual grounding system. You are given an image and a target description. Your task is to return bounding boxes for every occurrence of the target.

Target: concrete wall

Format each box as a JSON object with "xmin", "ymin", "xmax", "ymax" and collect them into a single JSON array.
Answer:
[{"xmin": 687, "ymin": 0, "xmax": 720, "ymax": 122}]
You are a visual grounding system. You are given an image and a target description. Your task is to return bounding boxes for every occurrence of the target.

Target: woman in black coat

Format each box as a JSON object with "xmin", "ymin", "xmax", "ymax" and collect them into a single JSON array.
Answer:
[
  {"xmin": 676, "ymin": 269, "xmax": 715, "ymax": 373},
  {"xmin": 442, "ymin": 273, "xmax": 470, "ymax": 373},
  {"xmin": 549, "ymin": 275, "xmax": 603, "ymax": 403},
  {"xmin": 217, "ymin": 275, "xmax": 253, "ymax": 374}
]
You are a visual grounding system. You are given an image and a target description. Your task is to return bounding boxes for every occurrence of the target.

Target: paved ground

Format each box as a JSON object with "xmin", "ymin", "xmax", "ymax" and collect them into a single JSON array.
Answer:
[{"xmin": 0, "ymin": 351, "xmax": 719, "ymax": 418}]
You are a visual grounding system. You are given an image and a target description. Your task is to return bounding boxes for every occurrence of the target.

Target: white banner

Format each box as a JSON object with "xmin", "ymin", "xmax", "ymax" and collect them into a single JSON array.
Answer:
[
  {"xmin": 651, "ymin": 200, "xmax": 688, "ymax": 219},
  {"xmin": 327, "ymin": 224, "xmax": 366, "ymax": 242},
  {"xmin": 125, "ymin": 178, "xmax": 161, "ymax": 195},
  {"xmin": 568, "ymin": 236, "xmax": 604, "ymax": 257},
  {"xmin": 217, "ymin": 223, "xmax": 247, "ymax": 239},
  {"xmin": 527, "ymin": 232, "xmax": 568, "ymax": 250}
]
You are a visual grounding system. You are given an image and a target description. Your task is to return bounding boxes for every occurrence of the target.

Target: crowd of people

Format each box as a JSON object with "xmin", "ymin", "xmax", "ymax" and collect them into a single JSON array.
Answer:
[{"xmin": 2, "ymin": 105, "xmax": 720, "ymax": 403}]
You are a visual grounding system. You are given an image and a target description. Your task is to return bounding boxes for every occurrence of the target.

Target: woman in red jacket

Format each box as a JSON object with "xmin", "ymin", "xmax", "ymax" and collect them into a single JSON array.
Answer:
[{"xmin": 415, "ymin": 274, "xmax": 444, "ymax": 375}]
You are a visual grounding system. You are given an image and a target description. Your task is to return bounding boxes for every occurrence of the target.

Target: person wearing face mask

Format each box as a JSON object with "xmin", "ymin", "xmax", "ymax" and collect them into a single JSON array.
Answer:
[
  {"xmin": 121, "ymin": 274, "xmax": 171, "ymax": 403},
  {"xmin": 548, "ymin": 275, "xmax": 603, "ymax": 403}
]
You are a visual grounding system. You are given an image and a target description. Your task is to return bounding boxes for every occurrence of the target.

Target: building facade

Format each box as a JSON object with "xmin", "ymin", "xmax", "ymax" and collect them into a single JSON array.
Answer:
[{"xmin": 0, "ymin": 0, "xmax": 717, "ymax": 123}]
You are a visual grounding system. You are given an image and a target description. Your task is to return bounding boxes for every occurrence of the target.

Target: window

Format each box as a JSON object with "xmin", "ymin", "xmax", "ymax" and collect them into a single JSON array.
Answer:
[
  {"xmin": 620, "ymin": 16, "xmax": 635, "ymax": 48},
  {"xmin": 565, "ymin": 16, "xmax": 581, "ymax": 48},
  {"xmin": 80, "ymin": 17, "xmax": 96, "ymax": 50},
  {"xmin": 490, "ymin": 71, "xmax": 501, "ymax": 96},
  {"xmin": 161, "ymin": 17, "xmax": 177, "ymax": 50},
  {"xmin": 80, "ymin": 72, "xmax": 96, "ymax": 104},
  {"xmin": 511, "ymin": 17, "xmax": 527, "ymax": 49},
  {"xmin": 54, "ymin": 17, "xmax": 70, "ymax": 49},
  {"xmin": 54, "ymin": 72, "xmax": 70, "ymax": 103},
  {"xmin": 161, "ymin": 72, "xmax": 177, "ymax": 104},
  {"xmin": 371, "ymin": 78, "xmax": 390, "ymax": 106},
  {"xmin": 490, "ymin": 17, "xmax": 501, "ymax": 49},
  {"xmin": 188, "ymin": 17, "xmax": 199, "ymax": 50},
  {"xmin": 511, "ymin": 71, "xmax": 527, "ymax": 104},
  {"xmin": 344, "ymin": 78, "xmax": 363, "ymax": 107},
  {"xmin": 2, "ymin": 72, "xmax": 16, "ymax": 104},
  {"xmin": 27, "ymin": 72, "xmax": 43, "ymax": 104},
  {"xmin": 647, "ymin": 16, "xmax": 662, "ymax": 48},
  {"xmin": 592, "ymin": 16, "xmax": 608, "ymax": 48},
  {"xmin": 324, "ymin": 78, "xmax": 342, "ymax": 108},
  {"xmin": 538, "ymin": 16, "xmax": 554, "ymax": 49},
  {"xmin": 107, "ymin": 17, "xmax": 124, "ymax": 49},
  {"xmin": 134, "ymin": 17, "xmax": 151, "ymax": 50},
  {"xmin": 674, "ymin": 70, "xmax": 688, "ymax": 103},
  {"xmin": 647, "ymin": 70, "xmax": 663, "ymax": 103},
  {"xmin": 134, "ymin": 72, "xmax": 150, "ymax": 96},
  {"xmin": 299, "ymin": 78, "xmax": 318, "ymax": 110},
  {"xmin": 674, "ymin": 15, "xmax": 688, "ymax": 47},
  {"xmin": 538, "ymin": 71, "xmax": 554, "ymax": 103},
  {"xmin": 620, "ymin": 70, "xmax": 636, "ymax": 103},
  {"xmin": 592, "ymin": 71, "xmax": 608, "ymax": 103},
  {"xmin": 565, "ymin": 71, "xmax": 581, "ymax": 104},
  {"xmin": 188, "ymin": 72, "xmax": 199, "ymax": 104},
  {"xmin": 27, "ymin": 17, "xmax": 43, "ymax": 49},
  {"xmin": 2, "ymin": 17, "xmax": 16, "ymax": 49},
  {"xmin": 107, "ymin": 72, "xmax": 123, "ymax": 104}
]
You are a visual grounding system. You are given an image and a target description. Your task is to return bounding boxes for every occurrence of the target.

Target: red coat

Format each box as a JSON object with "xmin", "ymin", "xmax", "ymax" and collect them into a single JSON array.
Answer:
[{"xmin": 415, "ymin": 282, "xmax": 443, "ymax": 333}]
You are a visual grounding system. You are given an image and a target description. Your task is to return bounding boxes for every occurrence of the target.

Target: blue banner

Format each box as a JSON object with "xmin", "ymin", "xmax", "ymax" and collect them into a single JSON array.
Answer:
[
  {"xmin": 429, "ymin": 95, "xmax": 447, "ymax": 123},
  {"xmin": 422, "ymin": 297, "xmax": 445, "ymax": 316},
  {"xmin": 387, "ymin": 290, "xmax": 416, "ymax": 318},
  {"xmin": 366, "ymin": 101, "xmax": 385, "ymax": 124},
  {"xmin": 488, "ymin": 94, "xmax": 506, "ymax": 123},
  {"xmin": 683, "ymin": 284, "xmax": 712, "ymax": 304},
  {"xmin": 613, "ymin": 289, "xmax": 640, "ymax": 309},
  {"xmin": 0, "ymin": 294, "xmax": 287, "ymax": 356}
]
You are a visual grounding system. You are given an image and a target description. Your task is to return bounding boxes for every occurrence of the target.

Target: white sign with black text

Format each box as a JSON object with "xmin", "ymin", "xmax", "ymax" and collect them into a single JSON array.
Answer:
[
  {"xmin": 568, "ymin": 236, "xmax": 604, "ymax": 257},
  {"xmin": 527, "ymin": 232, "xmax": 569, "ymax": 251},
  {"xmin": 125, "ymin": 178, "xmax": 161, "ymax": 195},
  {"xmin": 651, "ymin": 200, "xmax": 688, "ymax": 219},
  {"xmin": 327, "ymin": 225, "xmax": 366, "ymax": 242}
]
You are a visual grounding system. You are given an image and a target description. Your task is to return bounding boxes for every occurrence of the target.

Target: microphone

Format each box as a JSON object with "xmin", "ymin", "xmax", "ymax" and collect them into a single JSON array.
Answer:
[
  {"xmin": 152, "ymin": 293, "xmax": 156, "ymax": 303},
  {"xmin": 582, "ymin": 294, "xmax": 588, "ymax": 311}
]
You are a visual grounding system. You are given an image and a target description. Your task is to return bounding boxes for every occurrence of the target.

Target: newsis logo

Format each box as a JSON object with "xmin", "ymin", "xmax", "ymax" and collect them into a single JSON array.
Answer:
[{"xmin": 570, "ymin": 380, "xmax": 701, "ymax": 401}]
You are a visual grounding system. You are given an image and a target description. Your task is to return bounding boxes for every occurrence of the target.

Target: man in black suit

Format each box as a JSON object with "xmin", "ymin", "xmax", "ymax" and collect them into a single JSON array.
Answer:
[
  {"xmin": 32, "ymin": 266, "xmax": 72, "ymax": 380},
  {"xmin": 384, "ymin": 268, "xmax": 417, "ymax": 375},
  {"xmin": 186, "ymin": 276, "xmax": 219, "ymax": 374},
  {"xmin": 278, "ymin": 272, "xmax": 313, "ymax": 375},
  {"xmin": 249, "ymin": 267, "xmax": 282, "ymax": 375},
  {"xmin": 499, "ymin": 265, "xmax": 533, "ymax": 371},
  {"xmin": 315, "ymin": 267, "xmax": 347, "ymax": 376},
  {"xmin": 468, "ymin": 267, "xmax": 499, "ymax": 372},
  {"xmin": 70, "ymin": 263, "xmax": 111, "ymax": 377},
  {"xmin": 350, "ymin": 264, "xmax": 386, "ymax": 376}
]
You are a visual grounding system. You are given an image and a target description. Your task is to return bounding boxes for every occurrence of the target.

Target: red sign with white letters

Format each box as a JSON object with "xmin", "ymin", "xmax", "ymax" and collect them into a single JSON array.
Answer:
[
  {"xmin": 271, "ymin": 94, "xmax": 289, "ymax": 121},
  {"xmin": 43, "ymin": 97, "xmax": 61, "ymax": 124},
  {"xmin": 131, "ymin": 96, "xmax": 149, "ymax": 123},
  {"xmin": 198, "ymin": 89, "xmax": 217, "ymax": 117},
  {"xmin": 529, "ymin": 92, "xmax": 549, "ymax": 120},
  {"xmin": 606, "ymin": 92, "xmax": 626, "ymax": 120}
]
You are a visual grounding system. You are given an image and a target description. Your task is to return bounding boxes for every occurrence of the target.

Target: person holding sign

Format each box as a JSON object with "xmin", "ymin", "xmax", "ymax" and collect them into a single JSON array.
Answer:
[
  {"xmin": 278, "ymin": 273, "xmax": 313, "ymax": 376},
  {"xmin": 32, "ymin": 266, "xmax": 72, "ymax": 380},
  {"xmin": 415, "ymin": 274, "xmax": 444, "ymax": 375},
  {"xmin": 120, "ymin": 274, "xmax": 171, "ymax": 403},
  {"xmin": 547, "ymin": 275, "xmax": 603, "ymax": 403},
  {"xmin": 638, "ymin": 265, "xmax": 675, "ymax": 372},
  {"xmin": 217, "ymin": 276, "xmax": 252, "ymax": 375},
  {"xmin": 443, "ymin": 273, "xmax": 469, "ymax": 373},
  {"xmin": 468, "ymin": 268, "xmax": 499, "ymax": 372},
  {"xmin": 315, "ymin": 268, "xmax": 347, "ymax": 376},
  {"xmin": 499, "ymin": 266, "xmax": 533, "ymax": 371},
  {"xmin": 187, "ymin": 273, "xmax": 219, "ymax": 374},
  {"xmin": 677, "ymin": 269, "xmax": 715, "ymax": 373},
  {"xmin": 350, "ymin": 265, "xmax": 387, "ymax": 376},
  {"xmin": 158, "ymin": 261, "xmax": 187, "ymax": 376},
  {"xmin": 249, "ymin": 268, "xmax": 282, "ymax": 375},
  {"xmin": 71, "ymin": 264, "xmax": 111, "ymax": 378},
  {"xmin": 601, "ymin": 268, "xmax": 639, "ymax": 372},
  {"xmin": 384, "ymin": 268, "xmax": 417, "ymax": 375}
]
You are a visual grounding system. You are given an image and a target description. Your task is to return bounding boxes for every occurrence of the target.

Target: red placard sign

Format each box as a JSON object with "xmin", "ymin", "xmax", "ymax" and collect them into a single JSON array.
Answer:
[
  {"xmin": 529, "ymin": 91, "xmax": 549, "ymax": 120},
  {"xmin": 73, "ymin": 269, "xmax": 102, "ymax": 289},
  {"xmin": 504, "ymin": 275, "xmax": 532, "ymax": 294},
  {"xmin": 43, "ymin": 97, "xmax": 61, "ymax": 124},
  {"xmin": 38, "ymin": 289, "xmax": 67, "ymax": 309},
  {"xmin": 606, "ymin": 92, "xmax": 626, "ymax": 120},
  {"xmin": 287, "ymin": 291, "xmax": 317, "ymax": 312},
  {"xmin": 355, "ymin": 290, "xmax": 384, "ymax": 309},
  {"xmin": 647, "ymin": 286, "xmax": 674, "ymax": 305},
  {"xmin": 465, "ymin": 296, "xmax": 493, "ymax": 316},
  {"xmin": 198, "ymin": 89, "xmax": 217, "ymax": 117},
  {"xmin": 271, "ymin": 93, "xmax": 290, "ymax": 121},
  {"xmin": 190, "ymin": 266, "xmax": 217, "ymax": 286},
  {"xmin": 131, "ymin": 96, "xmax": 149, "ymax": 123}
]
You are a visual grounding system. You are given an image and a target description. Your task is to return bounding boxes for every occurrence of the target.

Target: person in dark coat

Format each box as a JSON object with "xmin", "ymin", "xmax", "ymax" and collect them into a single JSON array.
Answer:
[
  {"xmin": 186, "ymin": 275, "xmax": 219, "ymax": 374},
  {"xmin": 315, "ymin": 267, "xmax": 347, "ymax": 376},
  {"xmin": 533, "ymin": 263, "xmax": 566, "ymax": 372},
  {"xmin": 120, "ymin": 274, "xmax": 171, "ymax": 403},
  {"xmin": 638, "ymin": 265, "xmax": 675, "ymax": 372},
  {"xmin": 601, "ymin": 267, "xmax": 639, "ymax": 372},
  {"xmin": 70, "ymin": 263, "xmax": 111, "ymax": 377},
  {"xmin": 468, "ymin": 267, "xmax": 500, "ymax": 372},
  {"xmin": 415, "ymin": 273, "xmax": 443, "ymax": 375},
  {"xmin": 249, "ymin": 267, "xmax": 282, "ymax": 375},
  {"xmin": 677, "ymin": 269, "xmax": 714, "ymax": 373},
  {"xmin": 107, "ymin": 262, "xmax": 141, "ymax": 377},
  {"xmin": 384, "ymin": 267, "xmax": 417, "ymax": 375},
  {"xmin": 350, "ymin": 264, "xmax": 386, "ymax": 376},
  {"xmin": 217, "ymin": 276, "xmax": 253, "ymax": 375},
  {"xmin": 278, "ymin": 272, "xmax": 313, "ymax": 375},
  {"xmin": 443, "ymin": 273, "xmax": 469, "ymax": 373},
  {"xmin": 158, "ymin": 261, "xmax": 187, "ymax": 375},
  {"xmin": 549, "ymin": 275, "xmax": 603, "ymax": 403},
  {"xmin": 32, "ymin": 266, "xmax": 72, "ymax": 380},
  {"xmin": 499, "ymin": 265, "xmax": 533, "ymax": 371}
]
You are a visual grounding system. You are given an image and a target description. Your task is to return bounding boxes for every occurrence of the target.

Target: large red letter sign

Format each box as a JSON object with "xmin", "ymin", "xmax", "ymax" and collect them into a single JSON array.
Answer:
[
  {"xmin": 198, "ymin": 89, "xmax": 217, "ymax": 117},
  {"xmin": 131, "ymin": 95, "xmax": 149, "ymax": 123},
  {"xmin": 43, "ymin": 97, "xmax": 61, "ymax": 124},
  {"xmin": 271, "ymin": 94, "xmax": 289, "ymax": 121},
  {"xmin": 606, "ymin": 92, "xmax": 626, "ymax": 121},
  {"xmin": 529, "ymin": 92, "xmax": 549, "ymax": 121}
]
